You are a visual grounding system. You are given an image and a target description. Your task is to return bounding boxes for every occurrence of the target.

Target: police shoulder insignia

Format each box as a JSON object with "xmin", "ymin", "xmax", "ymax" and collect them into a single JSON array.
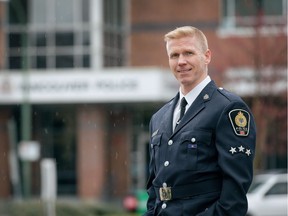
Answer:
[{"xmin": 229, "ymin": 109, "xmax": 250, "ymax": 136}]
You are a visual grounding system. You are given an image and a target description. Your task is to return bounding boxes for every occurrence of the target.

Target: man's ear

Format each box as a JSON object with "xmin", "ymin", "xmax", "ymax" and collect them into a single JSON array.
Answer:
[{"xmin": 204, "ymin": 49, "xmax": 211, "ymax": 64}]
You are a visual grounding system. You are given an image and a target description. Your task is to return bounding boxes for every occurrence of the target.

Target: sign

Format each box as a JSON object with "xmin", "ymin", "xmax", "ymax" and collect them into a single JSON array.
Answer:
[
  {"xmin": 0, "ymin": 68, "xmax": 178, "ymax": 104},
  {"xmin": 224, "ymin": 67, "xmax": 287, "ymax": 96},
  {"xmin": 18, "ymin": 141, "xmax": 40, "ymax": 161}
]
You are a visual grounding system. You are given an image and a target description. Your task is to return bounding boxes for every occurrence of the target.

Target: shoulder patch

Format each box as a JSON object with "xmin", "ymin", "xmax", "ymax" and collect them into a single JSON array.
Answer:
[{"xmin": 229, "ymin": 109, "xmax": 250, "ymax": 136}]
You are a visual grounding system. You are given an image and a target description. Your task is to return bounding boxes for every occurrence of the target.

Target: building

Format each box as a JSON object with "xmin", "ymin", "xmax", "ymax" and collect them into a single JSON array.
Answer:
[{"xmin": 0, "ymin": 0, "xmax": 287, "ymax": 202}]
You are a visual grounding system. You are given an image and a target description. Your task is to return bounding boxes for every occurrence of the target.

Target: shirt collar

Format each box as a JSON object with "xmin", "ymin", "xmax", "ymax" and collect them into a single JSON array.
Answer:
[{"xmin": 179, "ymin": 75, "xmax": 211, "ymax": 106}]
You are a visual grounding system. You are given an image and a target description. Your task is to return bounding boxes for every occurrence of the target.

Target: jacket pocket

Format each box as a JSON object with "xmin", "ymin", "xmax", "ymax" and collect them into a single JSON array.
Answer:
[
  {"xmin": 151, "ymin": 134, "xmax": 162, "ymax": 171},
  {"xmin": 180, "ymin": 130, "xmax": 212, "ymax": 170}
]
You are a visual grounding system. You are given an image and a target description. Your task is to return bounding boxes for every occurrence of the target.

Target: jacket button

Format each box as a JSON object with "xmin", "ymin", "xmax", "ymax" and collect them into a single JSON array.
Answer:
[
  {"xmin": 162, "ymin": 203, "xmax": 167, "ymax": 209},
  {"xmin": 164, "ymin": 161, "xmax": 169, "ymax": 166},
  {"xmin": 168, "ymin": 140, "xmax": 173, "ymax": 145},
  {"xmin": 191, "ymin": 137, "xmax": 196, "ymax": 143}
]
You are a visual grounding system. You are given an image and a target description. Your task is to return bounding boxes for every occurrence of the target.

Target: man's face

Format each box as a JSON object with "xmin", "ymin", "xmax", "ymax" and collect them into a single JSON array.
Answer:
[{"xmin": 166, "ymin": 36, "xmax": 211, "ymax": 94}]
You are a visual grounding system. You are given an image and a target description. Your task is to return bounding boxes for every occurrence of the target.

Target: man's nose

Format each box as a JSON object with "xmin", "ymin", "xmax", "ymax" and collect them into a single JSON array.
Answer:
[{"xmin": 178, "ymin": 54, "xmax": 187, "ymax": 65}]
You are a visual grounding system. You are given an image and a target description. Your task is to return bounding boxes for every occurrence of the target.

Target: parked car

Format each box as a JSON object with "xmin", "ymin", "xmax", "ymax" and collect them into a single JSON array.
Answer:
[{"xmin": 246, "ymin": 171, "xmax": 287, "ymax": 216}]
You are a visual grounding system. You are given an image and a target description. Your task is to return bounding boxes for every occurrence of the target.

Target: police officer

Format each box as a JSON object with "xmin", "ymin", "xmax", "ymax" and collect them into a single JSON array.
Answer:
[{"xmin": 144, "ymin": 26, "xmax": 256, "ymax": 216}]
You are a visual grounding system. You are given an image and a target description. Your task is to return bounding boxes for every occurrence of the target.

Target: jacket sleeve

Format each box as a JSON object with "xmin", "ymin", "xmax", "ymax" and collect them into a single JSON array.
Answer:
[
  {"xmin": 143, "ymin": 120, "xmax": 157, "ymax": 216},
  {"xmin": 198, "ymin": 101, "xmax": 256, "ymax": 216}
]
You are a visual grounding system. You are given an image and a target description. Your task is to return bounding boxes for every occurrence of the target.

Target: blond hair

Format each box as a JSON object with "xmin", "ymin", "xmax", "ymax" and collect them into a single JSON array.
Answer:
[{"xmin": 164, "ymin": 26, "xmax": 208, "ymax": 52}]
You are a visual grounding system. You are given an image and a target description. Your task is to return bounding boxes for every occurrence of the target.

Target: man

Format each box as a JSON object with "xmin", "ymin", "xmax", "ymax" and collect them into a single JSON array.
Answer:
[{"xmin": 144, "ymin": 26, "xmax": 256, "ymax": 216}]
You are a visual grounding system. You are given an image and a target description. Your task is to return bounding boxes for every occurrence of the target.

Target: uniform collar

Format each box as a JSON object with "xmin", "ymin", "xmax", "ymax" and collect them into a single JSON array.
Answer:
[{"xmin": 179, "ymin": 75, "xmax": 211, "ymax": 107}]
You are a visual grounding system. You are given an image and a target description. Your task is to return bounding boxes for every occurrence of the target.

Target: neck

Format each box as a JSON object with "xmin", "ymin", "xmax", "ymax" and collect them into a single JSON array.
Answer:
[{"xmin": 181, "ymin": 74, "xmax": 208, "ymax": 95}]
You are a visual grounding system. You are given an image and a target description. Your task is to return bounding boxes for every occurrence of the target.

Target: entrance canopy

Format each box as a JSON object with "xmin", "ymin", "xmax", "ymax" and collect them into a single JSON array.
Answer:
[{"xmin": 0, "ymin": 67, "xmax": 178, "ymax": 104}]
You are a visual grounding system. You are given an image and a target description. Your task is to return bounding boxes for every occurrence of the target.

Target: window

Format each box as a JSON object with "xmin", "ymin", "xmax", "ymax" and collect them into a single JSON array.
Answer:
[
  {"xmin": 265, "ymin": 182, "xmax": 287, "ymax": 196},
  {"xmin": 221, "ymin": 0, "xmax": 287, "ymax": 29},
  {"xmin": 103, "ymin": 0, "xmax": 127, "ymax": 67},
  {"xmin": 7, "ymin": 0, "xmax": 91, "ymax": 70},
  {"xmin": 34, "ymin": 106, "xmax": 77, "ymax": 195}
]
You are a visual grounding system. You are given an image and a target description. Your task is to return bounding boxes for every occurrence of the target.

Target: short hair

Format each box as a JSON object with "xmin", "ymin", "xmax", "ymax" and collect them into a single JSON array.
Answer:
[{"xmin": 164, "ymin": 26, "xmax": 209, "ymax": 52}]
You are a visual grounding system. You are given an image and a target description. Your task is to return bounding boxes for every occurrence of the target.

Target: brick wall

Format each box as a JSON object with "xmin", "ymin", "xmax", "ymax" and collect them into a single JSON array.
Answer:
[
  {"xmin": 77, "ymin": 105, "xmax": 108, "ymax": 198},
  {"xmin": 0, "ymin": 108, "xmax": 11, "ymax": 197}
]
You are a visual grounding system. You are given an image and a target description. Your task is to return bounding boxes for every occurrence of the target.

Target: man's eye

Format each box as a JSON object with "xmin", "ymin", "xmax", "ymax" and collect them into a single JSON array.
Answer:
[
  {"xmin": 185, "ymin": 52, "xmax": 193, "ymax": 56},
  {"xmin": 170, "ymin": 54, "xmax": 179, "ymax": 59}
]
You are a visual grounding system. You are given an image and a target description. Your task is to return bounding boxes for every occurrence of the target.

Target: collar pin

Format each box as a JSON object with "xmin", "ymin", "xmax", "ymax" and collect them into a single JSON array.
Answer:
[{"xmin": 203, "ymin": 94, "xmax": 209, "ymax": 100}]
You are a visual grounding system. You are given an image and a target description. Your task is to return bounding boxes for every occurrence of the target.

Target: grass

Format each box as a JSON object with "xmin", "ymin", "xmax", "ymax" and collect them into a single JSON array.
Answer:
[{"xmin": 0, "ymin": 199, "xmax": 140, "ymax": 216}]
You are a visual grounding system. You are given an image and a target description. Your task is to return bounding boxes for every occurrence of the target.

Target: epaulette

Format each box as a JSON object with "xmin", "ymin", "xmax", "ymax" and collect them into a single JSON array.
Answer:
[{"xmin": 217, "ymin": 87, "xmax": 240, "ymax": 101}]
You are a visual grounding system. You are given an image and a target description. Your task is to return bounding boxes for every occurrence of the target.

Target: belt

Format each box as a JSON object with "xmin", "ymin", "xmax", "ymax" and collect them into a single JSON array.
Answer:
[{"xmin": 155, "ymin": 178, "xmax": 222, "ymax": 201}]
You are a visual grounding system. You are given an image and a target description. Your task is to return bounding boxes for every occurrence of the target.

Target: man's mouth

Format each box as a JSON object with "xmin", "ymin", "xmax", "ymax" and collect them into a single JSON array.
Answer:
[{"xmin": 177, "ymin": 68, "xmax": 192, "ymax": 73}]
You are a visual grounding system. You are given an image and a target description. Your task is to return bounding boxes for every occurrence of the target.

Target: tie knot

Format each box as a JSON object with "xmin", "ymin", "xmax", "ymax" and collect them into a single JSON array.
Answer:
[{"xmin": 180, "ymin": 97, "xmax": 187, "ymax": 109}]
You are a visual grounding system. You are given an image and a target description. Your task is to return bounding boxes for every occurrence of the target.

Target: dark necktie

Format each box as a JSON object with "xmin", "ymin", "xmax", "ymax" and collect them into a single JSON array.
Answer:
[{"xmin": 175, "ymin": 97, "xmax": 187, "ymax": 128}]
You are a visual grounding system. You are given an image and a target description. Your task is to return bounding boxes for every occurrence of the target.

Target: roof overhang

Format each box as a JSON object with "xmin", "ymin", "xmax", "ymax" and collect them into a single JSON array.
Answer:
[{"xmin": 0, "ymin": 67, "xmax": 178, "ymax": 104}]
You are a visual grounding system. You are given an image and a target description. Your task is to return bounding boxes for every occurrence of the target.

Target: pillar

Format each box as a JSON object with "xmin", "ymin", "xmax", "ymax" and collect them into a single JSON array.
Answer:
[{"xmin": 77, "ymin": 105, "xmax": 107, "ymax": 198}]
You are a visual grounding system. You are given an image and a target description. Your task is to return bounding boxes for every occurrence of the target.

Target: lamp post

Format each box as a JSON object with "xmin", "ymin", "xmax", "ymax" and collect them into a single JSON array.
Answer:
[{"xmin": 8, "ymin": 0, "xmax": 32, "ymax": 198}]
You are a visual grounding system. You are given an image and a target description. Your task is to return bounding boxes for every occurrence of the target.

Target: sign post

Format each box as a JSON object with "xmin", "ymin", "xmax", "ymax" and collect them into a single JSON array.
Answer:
[
  {"xmin": 18, "ymin": 141, "xmax": 40, "ymax": 199},
  {"xmin": 41, "ymin": 159, "xmax": 57, "ymax": 216}
]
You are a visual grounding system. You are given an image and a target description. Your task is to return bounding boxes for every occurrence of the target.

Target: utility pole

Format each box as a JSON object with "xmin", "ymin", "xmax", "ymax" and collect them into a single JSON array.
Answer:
[{"xmin": 10, "ymin": 0, "xmax": 32, "ymax": 198}]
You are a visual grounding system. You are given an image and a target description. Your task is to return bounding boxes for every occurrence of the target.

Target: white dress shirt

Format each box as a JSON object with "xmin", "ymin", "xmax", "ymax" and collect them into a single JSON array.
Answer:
[{"xmin": 172, "ymin": 76, "xmax": 211, "ymax": 130}]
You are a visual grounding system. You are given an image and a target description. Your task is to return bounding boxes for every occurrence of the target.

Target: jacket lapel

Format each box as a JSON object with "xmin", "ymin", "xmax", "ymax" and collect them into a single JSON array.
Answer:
[
  {"xmin": 160, "ymin": 94, "xmax": 179, "ymax": 135},
  {"xmin": 173, "ymin": 81, "xmax": 217, "ymax": 134}
]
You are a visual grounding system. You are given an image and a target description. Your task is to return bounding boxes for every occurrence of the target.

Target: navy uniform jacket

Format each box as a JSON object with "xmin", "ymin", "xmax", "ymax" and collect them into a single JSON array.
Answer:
[{"xmin": 144, "ymin": 81, "xmax": 256, "ymax": 216}]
